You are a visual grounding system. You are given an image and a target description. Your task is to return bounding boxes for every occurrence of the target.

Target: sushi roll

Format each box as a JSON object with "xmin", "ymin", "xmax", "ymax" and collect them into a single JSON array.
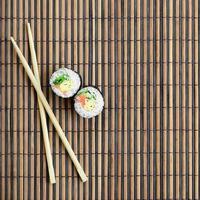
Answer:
[
  {"xmin": 50, "ymin": 68, "xmax": 81, "ymax": 98},
  {"xmin": 74, "ymin": 86, "xmax": 104, "ymax": 118}
]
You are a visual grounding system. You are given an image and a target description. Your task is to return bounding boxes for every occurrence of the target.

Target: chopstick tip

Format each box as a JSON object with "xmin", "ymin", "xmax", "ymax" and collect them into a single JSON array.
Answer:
[
  {"xmin": 10, "ymin": 36, "xmax": 14, "ymax": 43},
  {"xmin": 26, "ymin": 21, "xmax": 30, "ymax": 28},
  {"xmin": 51, "ymin": 179, "xmax": 56, "ymax": 184},
  {"xmin": 82, "ymin": 176, "xmax": 88, "ymax": 183}
]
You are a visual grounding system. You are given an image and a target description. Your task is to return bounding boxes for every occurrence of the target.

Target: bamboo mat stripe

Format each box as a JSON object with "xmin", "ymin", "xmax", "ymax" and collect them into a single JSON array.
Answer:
[{"xmin": 0, "ymin": 0, "xmax": 200, "ymax": 199}]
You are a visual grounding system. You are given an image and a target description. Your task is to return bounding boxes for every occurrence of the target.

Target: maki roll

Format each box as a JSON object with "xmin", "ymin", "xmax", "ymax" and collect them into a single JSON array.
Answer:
[
  {"xmin": 50, "ymin": 68, "xmax": 81, "ymax": 98},
  {"xmin": 74, "ymin": 86, "xmax": 104, "ymax": 118}
]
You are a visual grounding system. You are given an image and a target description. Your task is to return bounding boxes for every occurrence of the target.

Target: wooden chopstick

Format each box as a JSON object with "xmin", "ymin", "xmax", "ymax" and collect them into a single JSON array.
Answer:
[
  {"xmin": 26, "ymin": 23, "xmax": 56, "ymax": 184},
  {"xmin": 10, "ymin": 36, "xmax": 88, "ymax": 183}
]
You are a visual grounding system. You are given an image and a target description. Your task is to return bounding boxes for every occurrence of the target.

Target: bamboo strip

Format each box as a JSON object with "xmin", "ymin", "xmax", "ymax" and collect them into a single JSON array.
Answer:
[
  {"xmin": 6, "ymin": 0, "xmax": 11, "ymax": 199},
  {"xmin": 12, "ymin": 0, "xmax": 18, "ymax": 197},
  {"xmin": 1, "ymin": 0, "xmax": 5, "ymax": 199}
]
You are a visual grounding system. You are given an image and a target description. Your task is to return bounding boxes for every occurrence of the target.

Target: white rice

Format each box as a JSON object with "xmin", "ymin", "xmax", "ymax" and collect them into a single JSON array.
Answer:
[
  {"xmin": 50, "ymin": 68, "xmax": 81, "ymax": 98},
  {"xmin": 74, "ymin": 86, "xmax": 104, "ymax": 118}
]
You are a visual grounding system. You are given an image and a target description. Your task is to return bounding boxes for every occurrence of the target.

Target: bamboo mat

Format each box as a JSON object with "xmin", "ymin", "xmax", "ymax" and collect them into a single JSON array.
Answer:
[{"xmin": 0, "ymin": 0, "xmax": 199, "ymax": 199}]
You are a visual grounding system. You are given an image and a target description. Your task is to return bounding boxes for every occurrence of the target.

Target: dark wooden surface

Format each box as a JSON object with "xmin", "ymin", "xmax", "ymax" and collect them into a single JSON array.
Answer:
[{"xmin": 0, "ymin": 0, "xmax": 199, "ymax": 199}]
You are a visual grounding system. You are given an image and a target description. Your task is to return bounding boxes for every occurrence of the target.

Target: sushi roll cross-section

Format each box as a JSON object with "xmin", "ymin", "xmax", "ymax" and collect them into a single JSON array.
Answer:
[
  {"xmin": 50, "ymin": 68, "xmax": 81, "ymax": 98},
  {"xmin": 74, "ymin": 86, "xmax": 104, "ymax": 118}
]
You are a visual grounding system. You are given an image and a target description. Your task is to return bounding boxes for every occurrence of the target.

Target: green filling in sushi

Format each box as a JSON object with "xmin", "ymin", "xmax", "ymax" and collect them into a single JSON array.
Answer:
[
  {"xmin": 52, "ymin": 73, "xmax": 73, "ymax": 93},
  {"xmin": 53, "ymin": 74, "xmax": 70, "ymax": 85}
]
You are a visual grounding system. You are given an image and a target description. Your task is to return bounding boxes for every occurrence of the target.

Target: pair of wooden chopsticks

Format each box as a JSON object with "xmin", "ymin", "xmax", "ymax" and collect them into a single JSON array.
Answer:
[{"xmin": 10, "ymin": 23, "xmax": 87, "ymax": 183}]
